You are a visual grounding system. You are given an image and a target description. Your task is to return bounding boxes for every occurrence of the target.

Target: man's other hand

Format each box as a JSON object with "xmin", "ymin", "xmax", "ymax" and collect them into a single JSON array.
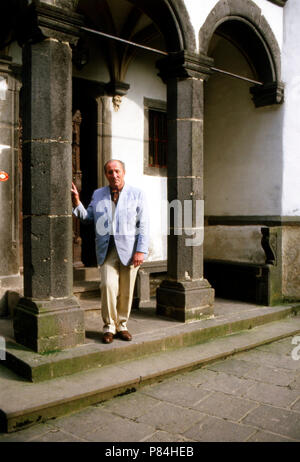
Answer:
[{"xmin": 133, "ymin": 252, "xmax": 144, "ymax": 268}]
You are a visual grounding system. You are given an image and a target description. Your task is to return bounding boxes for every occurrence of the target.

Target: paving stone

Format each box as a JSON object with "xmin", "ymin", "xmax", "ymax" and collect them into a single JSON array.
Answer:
[
  {"xmin": 205, "ymin": 358, "xmax": 257, "ymax": 377},
  {"xmin": 256, "ymin": 337, "xmax": 296, "ymax": 355},
  {"xmin": 198, "ymin": 370, "xmax": 256, "ymax": 397},
  {"xmin": 291, "ymin": 399, "xmax": 300, "ymax": 412},
  {"xmin": 244, "ymin": 382, "xmax": 300, "ymax": 408},
  {"xmin": 247, "ymin": 430, "xmax": 295, "ymax": 442},
  {"xmin": 236, "ymin": 349, "xmax": 300, "ymax": 371},
  {"xmin": 242, "ymin": 405, "xmax": 300, "ymax": 440},
  {"xmin": 84, "ymin": 417, "xmax": 154, "ymax": 442},
  {"xmin": 243, "ymin": 364, "xmax": 297, "ymax": 387},
  {"xmin": 168, "ymin": 368, "xmax": 218, "ymax": 386},
  {"xmin": 97, "ymin": 392, "xmax": 161, "ymax": 419},
  {"xmin": 136, "ymin": 401, "xmax": 206, "ymax": 434},
  {"xmin": 183, "ymin": 415, "xmax": 256, "ymax": 442},
  {"xmin": 48, "ymin": 407, "xmax": 118, "ymax": 436},
  {"xmin": 142, "ymin": 431, "xmax": 192, "ymax": 442},
  {"xmin": 193, "ymin": 391, "xmax": 258, "ymax": 421},
  {"xmin": 289, "ymin": 373, "xmax": 300, "ymax": 390},
  {"xmin": 140, "ymin": 380, "xmax": 211, "ymax": 407},
  {"xmin": 0, "ymin": 423, "xmax": 53, "ymax": 442},
  {"xmin": 30, "ymin": 428, "xmax": 87, "ymax": 442}
]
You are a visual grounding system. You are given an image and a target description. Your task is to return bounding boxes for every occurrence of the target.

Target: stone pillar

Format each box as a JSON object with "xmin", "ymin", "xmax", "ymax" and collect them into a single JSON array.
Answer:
[
  {"xmin": 13, "ymin": 4, "xmax": 85, "ymax": 352},
  {"xmin": 156, "ymin": 51, "xmax": 215, "ymax": 322},
  {"xmin": 0, "ymin": 56, "xmax": 22, "ymax": 315}
]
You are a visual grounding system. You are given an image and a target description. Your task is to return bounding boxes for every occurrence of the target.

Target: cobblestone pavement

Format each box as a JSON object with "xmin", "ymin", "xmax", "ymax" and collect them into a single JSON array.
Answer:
[{"xmin": 0, "ymin": 336, "xmax": 300, "ymax": 443}]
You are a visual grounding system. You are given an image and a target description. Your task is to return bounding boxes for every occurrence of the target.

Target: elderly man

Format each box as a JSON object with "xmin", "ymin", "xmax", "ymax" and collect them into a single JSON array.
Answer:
[{"xmin": 71, "ymin": 159, "xmax": 149, "ymax": 344}]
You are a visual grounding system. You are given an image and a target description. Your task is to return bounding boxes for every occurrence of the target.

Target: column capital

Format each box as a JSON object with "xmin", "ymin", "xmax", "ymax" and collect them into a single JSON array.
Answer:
[
  {"xmin": 19, "ymin": 1, "xmax": 84, "ymax": 46},
  {"xmin": 157, "ymin": 50, "xmax": 214, "ymax": 83}
]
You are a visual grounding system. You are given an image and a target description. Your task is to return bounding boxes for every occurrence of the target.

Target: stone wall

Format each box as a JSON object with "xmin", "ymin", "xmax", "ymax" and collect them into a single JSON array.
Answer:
[
  {"xmin": 282, "ymin": 226, "xmax": 300, "ymax": 300},
  {"xmin": 204, "ymin": 225, "xmax": 266, "ymax": 264}
]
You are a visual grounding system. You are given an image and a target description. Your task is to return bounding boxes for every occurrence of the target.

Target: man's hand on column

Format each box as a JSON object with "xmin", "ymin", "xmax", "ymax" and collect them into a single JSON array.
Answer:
[{"xmin": 71, "ymin": 182, "xmax": 80, "ymax": 207}]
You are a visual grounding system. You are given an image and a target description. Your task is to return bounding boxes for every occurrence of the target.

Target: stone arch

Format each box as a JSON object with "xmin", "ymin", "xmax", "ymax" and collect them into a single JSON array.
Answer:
[
  {"xmin": 199, "ymin": 0, "xmax": 282, "ymax": 84},
  {"xmin": 127, "ymin": 0, "xmax": 196, "ymax": 52},
  {"xmin": 76, "ymin": 0, "xmax": 196, "ymax": 53}
]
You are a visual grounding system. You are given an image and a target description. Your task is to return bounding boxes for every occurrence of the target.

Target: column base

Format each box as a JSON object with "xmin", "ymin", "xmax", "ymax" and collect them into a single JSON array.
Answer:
[
  {"xmin": 13, "ymin": 296, "xmax": 85, "ymax": 353},
  {"xmin": 156, "ymin": 279, "xmax": 214, "ymax": 322}
]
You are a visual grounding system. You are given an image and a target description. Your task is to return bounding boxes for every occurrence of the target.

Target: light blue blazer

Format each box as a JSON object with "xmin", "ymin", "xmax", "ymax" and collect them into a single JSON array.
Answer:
[{"xmin": 73, "ymin": 183, "xmax": 149, "ymax": 266}]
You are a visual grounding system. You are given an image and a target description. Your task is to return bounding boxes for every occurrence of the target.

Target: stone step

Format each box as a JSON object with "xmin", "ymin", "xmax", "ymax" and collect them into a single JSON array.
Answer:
[
  {"xmin": 73, "ymin": 267, "xmax": 100, "ymax": 282},
  {"xmin": 2, "ymin": 302, "xmax": 300, "ymax": 385},
  {"xmin": 73, "ymin": 280, "xmax": 100, "ymax": 300},
  {"xmin": 1, "ymin": 314, "xmax": 300, "ymax": 433}
]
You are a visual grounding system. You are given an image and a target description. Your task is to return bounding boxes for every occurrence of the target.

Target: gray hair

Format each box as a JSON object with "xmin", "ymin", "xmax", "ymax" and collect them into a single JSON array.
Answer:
[{"xmin": 104, "ymin": 159, "xmax": 126, "ymax": 173}]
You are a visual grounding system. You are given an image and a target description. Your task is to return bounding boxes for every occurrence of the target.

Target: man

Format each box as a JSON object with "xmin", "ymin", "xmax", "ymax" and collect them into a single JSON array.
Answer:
[{"xmin": 71, "ymin": 159, "xmax": 149, "ymax": 344}]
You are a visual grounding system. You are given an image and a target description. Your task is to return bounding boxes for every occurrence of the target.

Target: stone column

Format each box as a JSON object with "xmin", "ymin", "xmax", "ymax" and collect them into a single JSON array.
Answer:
[
  {"xmin": 156, "ymin": 51, "xmax": 215, "ymax": 322},
  {"xmin": 13, "ymin": 4, "xmax": 85, "ymax": 352},
  {"xmin": 0, "ymin": 56, "xmax": 22, "ymax": 315}
]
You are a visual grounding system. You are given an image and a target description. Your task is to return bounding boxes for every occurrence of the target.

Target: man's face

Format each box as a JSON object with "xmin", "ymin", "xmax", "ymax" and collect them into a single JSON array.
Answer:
[{"xmin": 105, "ymin": 161, "xmax": 125, "ymax": 190}]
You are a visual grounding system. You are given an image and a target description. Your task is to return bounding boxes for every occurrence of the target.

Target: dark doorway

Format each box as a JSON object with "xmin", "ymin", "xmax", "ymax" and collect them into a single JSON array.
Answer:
[{"xmin": 72, "ymin": 78, "xmax": 98, "ymax": 267}]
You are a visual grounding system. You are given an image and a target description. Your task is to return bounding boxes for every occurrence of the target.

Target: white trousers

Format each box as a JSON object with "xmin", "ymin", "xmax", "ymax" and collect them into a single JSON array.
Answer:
[{"xmin": 100, "ymin": 246, "xmax": 139, "ymax": 334}]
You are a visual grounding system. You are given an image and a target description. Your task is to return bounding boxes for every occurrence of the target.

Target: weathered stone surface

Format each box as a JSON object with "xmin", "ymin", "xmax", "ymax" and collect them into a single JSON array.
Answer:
[
  {"xmin": 183, "ymin": 415, "xmax": 255, "ymax": 442},
  {"xmin": 22, "ymin": 40, "xmax": 72, "ymax": 143},
  {"xmin": 22, "ymin": 142, "xmax": 72, "ymax": 216},
  {"xmin": 14, "ymin": 32, "xmax": 83, "ymax": 353},
  {"xmin": 167, "ymin": 77, "xmax": 204, "ymax": 120},
  {"xmin": 282, "ymin": 226, "xmax": 300, "ymax": 299},
  {"xmin": 193, "ymin": 391, "xmax": 257, "ymax": 421},
  {"xmin": 137, "ymin": 401, "xmax": 205, "ymax": 434},
  {"xmin": 157, "ymin": 279, "xmax": 214, "ymax": 322},
  {"xmin": 13, "ymin": 297, "xmax": 85, "ymax": 353},
  {"xmin": 204, "ymin": 225, "xmax": 266, "ymax": 264},
  {"xmin": 23, "ymin": 216, "xmax": 73, "ymax": 299},
  {"xmin": 242, "ymin": 405, "xmax": 300, "ymax": 440},
  {"xmin": 167, "ymin": 121, "xmax": 203, "ymax": 178}
]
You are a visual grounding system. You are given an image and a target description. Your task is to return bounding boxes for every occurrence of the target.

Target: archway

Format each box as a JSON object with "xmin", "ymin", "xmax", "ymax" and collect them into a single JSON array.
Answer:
[{"xmin": 202, "ymin": 0, "xmax": 284, "ymax": 304}]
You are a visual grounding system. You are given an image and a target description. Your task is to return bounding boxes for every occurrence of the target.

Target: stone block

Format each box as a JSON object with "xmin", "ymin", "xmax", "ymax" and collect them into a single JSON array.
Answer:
[
  {"xmin": 167, "ymin": 77, "xmax": 203, "ymax": 120},
  {"xmin": 242, "ymin": 405, "xmax": 300, "ymax": 440},
  {"xmin": 193, "ymin": 391, "xmax": 257, "ymax": 421},
  {"xmin": 204, "ymin": 225, "xmax": 266, "ymax": 264},
  {"xmin": 167, "ymin": 120, "xmax": 203, "ymax": 178},
  {"xmin": 183, "ymin": 415, "xmax": 255, "ymax": 442},
  {"xmin": 22, "ymin": 40, "xmax": 72, "ymax": 143},
  {"xmin": 167, "ymin": 234, "xmax": 203, "ymax": 280},
  {"xmin": 168, "ymin": 176, "xmax": 203, "ymax": 202},
  {"xmin": 13, "ymin": 296, "xmax": 85, "ymax": 353},
  {"xmin": 23, "ymin": 215, "xmax": 73, "ymax": 299},
  {"xmin": 157, "ymin": 279, "xmax": 214, "ymax": 322},
  {"xmin": 22, "ymin": 141, "xmax": 72, "ymax": 216}
]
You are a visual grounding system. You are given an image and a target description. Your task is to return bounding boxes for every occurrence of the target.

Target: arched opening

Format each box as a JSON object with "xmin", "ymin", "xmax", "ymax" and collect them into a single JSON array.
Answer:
[
  {"xmin": 203, "ymin": 12, "xmax": 284, "ymax": 304},
  {"xmin": 72, "ymin": 0, "xmax": 196, "ymax": 303}
]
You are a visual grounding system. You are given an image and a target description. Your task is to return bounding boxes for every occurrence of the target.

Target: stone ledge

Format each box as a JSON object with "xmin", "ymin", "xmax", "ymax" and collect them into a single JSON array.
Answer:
[{"xmin": 2, "ymin": 303, "xmax": 300, "ymax": 383}]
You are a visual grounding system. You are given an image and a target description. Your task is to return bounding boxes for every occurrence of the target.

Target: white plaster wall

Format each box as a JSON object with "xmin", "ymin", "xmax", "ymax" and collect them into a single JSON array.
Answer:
[
  {"xmin": 204, "ymin": 35, "xmax": 283, "ymax": 217},
  {"xmin": 184, "ymin": 0, "xmax": 283, "ymax": 52},
  {"xmin": 281, "ymin": 0, "xmax": 300, "ymax": 216},
  {"xmin": 110, "ymin": 53, "xmax": 167, "ymax": 261}
]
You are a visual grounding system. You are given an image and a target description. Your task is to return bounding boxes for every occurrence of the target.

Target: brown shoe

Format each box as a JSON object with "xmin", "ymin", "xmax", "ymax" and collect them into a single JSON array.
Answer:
[
  {"xmin": 117, "ymin": 330, "xmax": 132, "ymax": 341},
  {"xmin": 103, "ymin": 332, "xmax": 114, "ymax": 344}
]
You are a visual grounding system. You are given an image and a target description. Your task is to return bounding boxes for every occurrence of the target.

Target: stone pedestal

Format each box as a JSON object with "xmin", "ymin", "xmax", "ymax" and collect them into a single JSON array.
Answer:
[
  {"xmin": 13, "ymin": 9, "xmax": 85, "ymax": 353},
  {"xmin": 156, "ymin": 52, "xmax": 215, "ymax": 322}
]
